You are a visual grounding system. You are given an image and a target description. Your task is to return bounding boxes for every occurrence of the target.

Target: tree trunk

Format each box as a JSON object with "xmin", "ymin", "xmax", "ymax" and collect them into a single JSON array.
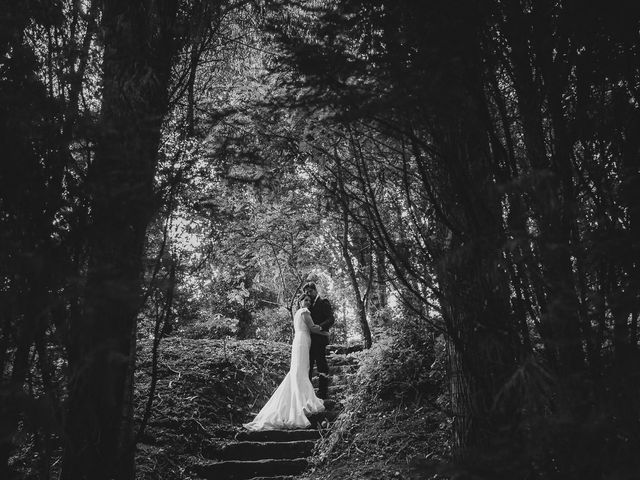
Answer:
[
  {"xmin": 439, "ymin": 242, "xmax": 520, "ymax": 452},
  {"xmin": 426, "ymin": 46, "xmax": 523, "ymax": 455},
  {"xmin": 612, "ymin": 93, "xmax": 640, "ymax": 432},
  {"xmin": 61, "ymin": 1, "xmax": 178, "ymax": 479},
  {"xmin": 340, "ymin": 208, "xmax": 372, "ymax": 348},
  {"xmin": 501, "ymin": 0, "xmax": 585, "ymax": 381},
  {"xmin": 137, "ymin": 261, "xmax": 176, "ymax": 443}
]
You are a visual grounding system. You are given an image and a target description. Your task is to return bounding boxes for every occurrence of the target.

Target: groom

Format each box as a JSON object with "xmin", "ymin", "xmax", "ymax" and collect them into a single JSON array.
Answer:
[{"xmin": 303, "ymin": 282, "xmax": 335, "ymax": 399}]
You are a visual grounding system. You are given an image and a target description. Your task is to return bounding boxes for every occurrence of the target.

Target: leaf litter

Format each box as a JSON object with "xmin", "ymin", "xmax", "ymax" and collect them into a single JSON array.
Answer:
[{"xmin": 134, "ymin": 336, "xmax": 289, "ymax": 479}]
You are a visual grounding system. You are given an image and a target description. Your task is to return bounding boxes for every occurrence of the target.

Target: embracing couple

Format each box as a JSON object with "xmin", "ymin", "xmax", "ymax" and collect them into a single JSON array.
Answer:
[{"xmin": 243, "ymin": 282, "xmax": 335, "ymax": 431}]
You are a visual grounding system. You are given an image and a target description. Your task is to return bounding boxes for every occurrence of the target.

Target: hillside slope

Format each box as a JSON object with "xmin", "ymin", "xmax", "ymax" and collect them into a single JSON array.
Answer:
[{"xmin": 134, "ymin": 337, "xmax": 290, "ymax": 479}]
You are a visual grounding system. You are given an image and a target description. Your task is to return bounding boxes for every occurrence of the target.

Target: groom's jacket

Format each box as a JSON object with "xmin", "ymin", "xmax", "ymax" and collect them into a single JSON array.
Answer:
[{"xmin": 309, "ymin": 296, "xmax": 335, "ymax": 346}]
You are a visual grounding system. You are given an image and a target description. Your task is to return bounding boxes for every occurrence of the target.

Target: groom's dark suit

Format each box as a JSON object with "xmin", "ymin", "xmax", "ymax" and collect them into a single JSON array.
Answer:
[{"xmin": 308, "ymin": 296, "xmax": 335, "ymax": 399}]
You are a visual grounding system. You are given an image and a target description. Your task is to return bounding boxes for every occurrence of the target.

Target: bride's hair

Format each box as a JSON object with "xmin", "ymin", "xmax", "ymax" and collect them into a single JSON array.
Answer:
[{"xmin": 298, "ymin": 292, "xmax": 312, "ymax": 304}]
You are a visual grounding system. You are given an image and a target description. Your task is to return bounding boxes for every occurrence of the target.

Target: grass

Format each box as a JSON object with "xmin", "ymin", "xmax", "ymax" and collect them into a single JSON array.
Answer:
[
  {"xmin": 301, "ymin": 349, "xmax": 451, "ymax": 480},
  {"xmin": 134, "ymin": 336, "xmax": 290, "ymax": 479},
  {"xmin": 134, "ymin": 335, "xmax": 452, "ymax": 479}
]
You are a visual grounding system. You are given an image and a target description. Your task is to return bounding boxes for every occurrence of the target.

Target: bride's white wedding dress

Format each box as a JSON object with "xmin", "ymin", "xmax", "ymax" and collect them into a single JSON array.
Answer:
[{"xmin": 243, "ymin": 307, "xmax": 325, "ymax": 430}]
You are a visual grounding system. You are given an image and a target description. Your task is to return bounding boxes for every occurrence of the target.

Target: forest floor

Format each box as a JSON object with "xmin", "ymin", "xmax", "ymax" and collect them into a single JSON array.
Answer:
[
  {"xmin": 298, "ymin": 344, "xmax": 451, "ymax": 480},
  {"xmin": 135, "ymin": 337, "xmax": 451, "ymax": 480},
  {"xmin": 134, "ymin": 336, "xmax": 291, "ymax": 479},
  {"xmin": 300, "ymin": 395, "xmax": 450, "ymax": 480}
]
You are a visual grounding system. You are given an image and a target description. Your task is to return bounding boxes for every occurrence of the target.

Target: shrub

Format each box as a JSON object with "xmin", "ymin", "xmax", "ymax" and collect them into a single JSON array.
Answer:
[
  {"xmin": 354, "ymin": 317, "xmax": 444, "ymax": 402},
  {"xmin": 253, "ymin": 307, "xmax": 293, "ymax": 344},
  {"xmin": 180, "ymin": 313, "xmax": 238, "ymax": 339}
]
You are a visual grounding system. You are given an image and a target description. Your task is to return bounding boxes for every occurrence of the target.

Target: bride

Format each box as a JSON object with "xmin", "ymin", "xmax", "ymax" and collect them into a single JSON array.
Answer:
[{"xmin": 243, "ymin": 293, "xmax": 328, "ymax": 430}]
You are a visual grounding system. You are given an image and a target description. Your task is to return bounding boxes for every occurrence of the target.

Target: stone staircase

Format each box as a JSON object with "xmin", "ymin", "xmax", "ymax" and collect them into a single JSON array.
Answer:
[{"xmin": 190, "ymin": 345, "xmax": 361, "ymax": 480}]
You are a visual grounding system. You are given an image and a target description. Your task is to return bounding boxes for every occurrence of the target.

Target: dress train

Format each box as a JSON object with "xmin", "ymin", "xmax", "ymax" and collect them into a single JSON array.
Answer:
[{"xmin": 243, "ymin": 307, "xmax": 324, "ymax": 430}]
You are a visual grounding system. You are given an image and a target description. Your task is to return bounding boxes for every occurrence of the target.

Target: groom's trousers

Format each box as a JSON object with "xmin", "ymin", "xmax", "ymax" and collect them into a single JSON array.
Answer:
[{"xmin": 309, "ymin": 341, "xmax": 329, "ymax": 398}]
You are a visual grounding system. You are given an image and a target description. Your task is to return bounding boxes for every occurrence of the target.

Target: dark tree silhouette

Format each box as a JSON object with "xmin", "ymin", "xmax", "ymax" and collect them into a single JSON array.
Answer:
[
  {"xmin": 0, "ymin": 1, "xmax": 73, "ymax": 475},
  {"xmin": 267, "ymin": 0, "xmax": 640, "ymax": 476},
  {"xmin": 60, "ymin": 1, "xmax": 181, "ymax": 478}
]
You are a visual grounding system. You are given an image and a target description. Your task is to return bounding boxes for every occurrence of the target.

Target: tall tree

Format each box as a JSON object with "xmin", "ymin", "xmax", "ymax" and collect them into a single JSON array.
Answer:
[
  {"xmin": 267, "ymin": 0, "xmax": 640, "ymax": 476},
  {"xmin": 61, "ymin": 1, "xmax": 181, "ymax": 478},
  {"xmin": 0, "ymin": 0, "xmax": 74, "ymax": 474}
]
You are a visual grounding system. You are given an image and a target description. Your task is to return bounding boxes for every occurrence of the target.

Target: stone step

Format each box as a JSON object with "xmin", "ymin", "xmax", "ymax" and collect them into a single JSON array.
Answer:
[
  {"xmin": 312, "ymin": 373, "xmax": 349, "ymax": 385},
  {"xmin": 323, "ymin": 398, "xmax": 340, "ymax": 410},
  {"xmin": 236, "ymin": 429, "xmax": 320, "ymax": 442},
  {"xmin": 326, "ymin": 387, "xmax": 340, "ymax": 398},
  {"xmin": 248, "ymin": 476, "xmax": 294, "ymax": 480},
  {"xmin": 316, "ymin": 361, "xmax": 359, "ymax": 372},
  {"xmin": 191, "ymin": 458, "xmax": 308, "ymax": 480},
  {"xmin": 330, "ymin": 364, "xmax": 358, "ymax": 375},
  {"xmin": 326, "ymin": 344, "xmax": 364, "ymax": 355},
  {"xmin": 327, "ymin": 356, "xmax": 360, "ymax": 367},
  {"xmin": 248, "ymin": 477, "xmax": 294, "ymax": 480},
  {"xmin": 327, "ymin": 385, "xmax": 350, "ymax": 397},
  {"xmin": 330, "ymin": 378, "xmax": 351, "ymax": 387},
  {"xmin": 207, "ymin": 440, "xmax": 315, "ymax": 461},
  {"xmin": 312, "ymin": 381, "xmax": 351, "ymax": 392},
  {"xmin": 308, "ymin": 409, "xmax": 340, "ymax": 427},
  {"xmin": 330, "ymin": 378, "xmax": 351, "ymax": 388}
]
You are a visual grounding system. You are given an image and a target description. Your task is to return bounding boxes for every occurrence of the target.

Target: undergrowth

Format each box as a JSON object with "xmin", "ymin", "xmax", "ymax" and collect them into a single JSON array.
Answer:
[
  {"xmin": 303, "ymin": 322, "xmax": 452, "ymax": 480},
  {"xmin": 134, "ymin": 336, "xmax": 289, "ymax": 479}
]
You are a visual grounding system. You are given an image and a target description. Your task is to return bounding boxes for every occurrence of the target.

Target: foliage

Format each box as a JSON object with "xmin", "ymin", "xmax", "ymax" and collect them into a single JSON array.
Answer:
[
  {"xmin": 6, "ymin": 0, "xmax": 640, "ymax": 478},
  {"xmin": 307, "ymin": 332, "xmax": 450, "ymax": 480},
  {"xmin": 134, "ymin": 336, "xmax": 290, "ymax": 479},
  {"xmin": 179, "ymin": 313, "xmax": 239, "ymax": 339},
  {"xmin": 0, "ymin": 1, "xmax": 307, "ymax": 478},
  {"xmin": 307, "ymin": 396, "xmax": 450, "ymax": 480},
  {"xmin": 266, "ymin": 1, "xmax": 640, "ymax": 477},
  {"xmin": 354, "ymin": 318, "xmax": 443, "ymax": 403},
  {"xmin": 253, "ymin": 307, "xmax": 294, "ymax": 343}
]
